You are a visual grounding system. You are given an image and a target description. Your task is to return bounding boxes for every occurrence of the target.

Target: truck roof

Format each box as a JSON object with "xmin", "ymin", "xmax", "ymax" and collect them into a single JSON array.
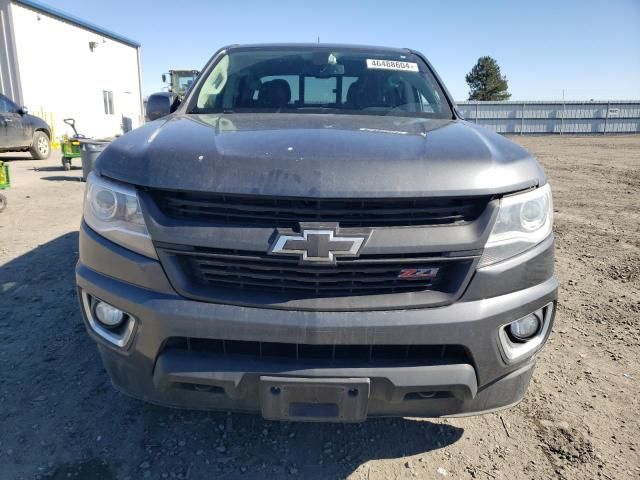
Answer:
[{"xmin": 225, "ymin": 43, "xmax": 413, "ymax": 54}]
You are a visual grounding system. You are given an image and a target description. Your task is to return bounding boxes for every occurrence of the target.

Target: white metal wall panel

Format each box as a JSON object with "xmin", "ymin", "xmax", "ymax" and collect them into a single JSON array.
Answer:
[
  {"xmin": 10, "ymin": 2, "xmax": 143, "ymax": 139},
  {"xmin": 457, "ymin": 101, "xmax": 640, "ymax": 134},
  {"xmin": 0, "ymin": 0, "xmax": 22, "ymax": 102}
]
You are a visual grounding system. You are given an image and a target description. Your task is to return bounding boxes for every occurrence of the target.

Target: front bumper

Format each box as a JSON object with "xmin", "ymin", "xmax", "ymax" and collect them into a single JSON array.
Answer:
[{"xmin": 76, "ymin": 222, "xmax": 557, "ymax": 420}]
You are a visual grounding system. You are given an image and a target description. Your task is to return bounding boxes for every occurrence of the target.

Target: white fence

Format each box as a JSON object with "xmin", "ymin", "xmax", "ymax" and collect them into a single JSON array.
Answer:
[{"xmin": 456, "ymin": 101, "xmax": 640, "ymax": 134}]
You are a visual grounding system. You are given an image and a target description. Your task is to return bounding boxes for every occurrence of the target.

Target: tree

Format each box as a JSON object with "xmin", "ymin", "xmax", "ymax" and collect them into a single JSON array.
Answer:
[{"xmin": 465, "ymin": 56, "xmax": 511, "ymax": 101}]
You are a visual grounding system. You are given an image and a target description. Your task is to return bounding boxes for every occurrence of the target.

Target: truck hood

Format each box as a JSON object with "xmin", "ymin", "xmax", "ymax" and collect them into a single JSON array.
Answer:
[{"xmin": 96, "ymin": 113, "xmax": 545, "ymax": 197}]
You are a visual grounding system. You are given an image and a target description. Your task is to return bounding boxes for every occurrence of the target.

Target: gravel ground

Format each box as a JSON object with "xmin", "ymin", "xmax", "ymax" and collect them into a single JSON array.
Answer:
[{"xmin": 0, "ymin": 135, "xmax": 638, "ymax": 480}]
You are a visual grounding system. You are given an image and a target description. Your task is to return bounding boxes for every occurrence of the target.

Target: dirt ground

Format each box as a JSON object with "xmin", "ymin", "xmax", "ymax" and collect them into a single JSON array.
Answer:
[{"xmin": 0, "ymin": 135, "xmax": 638, "ymax": 480}]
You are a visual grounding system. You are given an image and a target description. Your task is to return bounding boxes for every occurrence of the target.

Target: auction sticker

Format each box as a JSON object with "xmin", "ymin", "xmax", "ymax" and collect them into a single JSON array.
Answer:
[{"xmin": 366, "ymin": 59, "xmax": 419, "ymax": 72}]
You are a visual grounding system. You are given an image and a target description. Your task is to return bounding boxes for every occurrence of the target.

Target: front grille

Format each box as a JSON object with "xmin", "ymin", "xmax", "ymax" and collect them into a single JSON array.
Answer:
[
  {"xmin": 151, "ymin": 191, "xmax": 488, "ymax": 228},
  {"xmin": 157, "ymin": 245, "xmax": 473, "ymax": 298},
  {"xmin": 163, "ymin": 337, "xmax": 470, "ymax": 366}
]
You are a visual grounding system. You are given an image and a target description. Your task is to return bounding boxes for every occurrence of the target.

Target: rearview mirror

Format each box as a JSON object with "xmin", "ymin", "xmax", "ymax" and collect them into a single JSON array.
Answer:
[
  {"xmin": 161, "ymin": 74, "xmax": 167, "ymax": 83},
  {"xmin": 17, "ymin": 106, "xmax": 28, "ymax": 115},
  {"xmin": 146, "ymin": 92, "xmax": 180, "ymax": 121}
]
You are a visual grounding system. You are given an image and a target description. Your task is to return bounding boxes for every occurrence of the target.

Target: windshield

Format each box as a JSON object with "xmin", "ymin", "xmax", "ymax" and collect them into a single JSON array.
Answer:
[
  {"xmin": 174, "ymin": 72, "xmax": 197, "ymax": 95},
  {"xmin": 190, "ymin": 48, "xmax": 452, "ymax": 118}
]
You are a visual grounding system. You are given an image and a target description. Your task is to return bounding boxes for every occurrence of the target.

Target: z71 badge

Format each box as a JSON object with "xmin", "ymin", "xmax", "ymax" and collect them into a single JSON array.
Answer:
[{"xmin": 398, "ymin": 268, "xmax": 439, "ymax": 280}]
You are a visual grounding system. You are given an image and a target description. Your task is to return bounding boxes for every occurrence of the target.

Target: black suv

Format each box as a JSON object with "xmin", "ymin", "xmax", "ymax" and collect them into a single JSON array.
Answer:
[
  {"xmin": 76, "ymin": 44, "xmax": 557, "ymax": 422},
  {"xmin": 0, "ymin": 94, "xmax": 52, "ymax": 159}
]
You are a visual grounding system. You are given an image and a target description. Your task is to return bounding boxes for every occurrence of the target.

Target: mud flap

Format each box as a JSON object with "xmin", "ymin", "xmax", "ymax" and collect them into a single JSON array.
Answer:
[{"xmin": 259, "ymin": 376, "xmax": 370, "ymax": 422}]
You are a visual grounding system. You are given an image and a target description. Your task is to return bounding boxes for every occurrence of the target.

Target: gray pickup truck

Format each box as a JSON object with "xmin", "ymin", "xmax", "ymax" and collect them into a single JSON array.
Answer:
[{"xmin": 76, "ymin": 44, "xmax": 557, "ymax": 422}]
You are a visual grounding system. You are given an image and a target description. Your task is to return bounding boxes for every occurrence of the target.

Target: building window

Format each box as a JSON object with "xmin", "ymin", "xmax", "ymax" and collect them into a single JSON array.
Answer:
[{"xmin": 103, "ymin": 90, "xmax": 114, "ymax": 115}]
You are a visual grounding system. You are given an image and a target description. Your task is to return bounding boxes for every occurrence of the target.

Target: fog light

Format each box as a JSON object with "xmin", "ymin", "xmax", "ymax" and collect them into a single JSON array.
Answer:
[
  {"xmin": 508, "ymin": 313, "xmax": 541, "ymax": 341},
  {"xmin": 94, "ymin": 301, "xmax": 125, "ymax": 328},
  {"xmin": 80, "ymin": 291, "xmax": 136, "ymax": 348},
  {"xmin": 498, "ymin": 303, "xmax": 554, "ymax": 363}
]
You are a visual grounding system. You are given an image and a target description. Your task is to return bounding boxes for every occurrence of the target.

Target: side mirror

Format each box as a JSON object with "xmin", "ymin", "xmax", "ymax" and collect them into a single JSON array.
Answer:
[
  {"xmin": 161, "ymin": 74, "xmax": 167, "ymax": 83},
  {"xmin": 146, "ymin": 92, "xmax": 180, "ymax": 121},
  {"xmin": 17, "ymin": 106, "xmax": 28, "ymax": 115}
]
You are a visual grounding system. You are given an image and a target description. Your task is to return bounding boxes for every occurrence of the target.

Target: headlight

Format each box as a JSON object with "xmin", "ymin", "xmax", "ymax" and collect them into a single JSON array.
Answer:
[
  {"xmin": 83, "ymin": 172, "xmax": 157, "ymax": 259},
  {"xmin": 479, "ymin": 184, "xmax": 552, "ymax": 266}
]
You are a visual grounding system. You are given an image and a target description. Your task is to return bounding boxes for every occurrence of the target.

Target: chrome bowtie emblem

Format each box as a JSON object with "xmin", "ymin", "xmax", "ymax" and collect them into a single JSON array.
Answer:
[{"xmin": 269, "ymin": 228, "xmax": 368, "ymax": 264}]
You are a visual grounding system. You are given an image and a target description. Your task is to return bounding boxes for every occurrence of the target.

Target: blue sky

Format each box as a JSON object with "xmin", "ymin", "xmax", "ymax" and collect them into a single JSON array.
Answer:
[{"xmin": 45, "ymin": 0, "xmax": 640, "ymax": 100}]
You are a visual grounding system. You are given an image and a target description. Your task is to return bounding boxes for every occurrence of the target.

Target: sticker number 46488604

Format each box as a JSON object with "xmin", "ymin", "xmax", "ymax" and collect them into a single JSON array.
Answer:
[{"xmin": 366, "ymin": 59, "xmax": 419, "ymax": 72}]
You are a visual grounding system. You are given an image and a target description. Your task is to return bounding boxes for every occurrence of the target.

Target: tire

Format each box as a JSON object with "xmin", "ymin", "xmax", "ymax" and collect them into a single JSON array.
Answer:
[
  {"xmin": 0, "ymin": 194, "xmax": 6, "ymax": 212},
  {"xmin": 62, "ymin": 158, "xmax": 71, "ymax": 171},
  {"xmin": 29, "ymin": 131, "xmax": 51, "ymax": 160}
]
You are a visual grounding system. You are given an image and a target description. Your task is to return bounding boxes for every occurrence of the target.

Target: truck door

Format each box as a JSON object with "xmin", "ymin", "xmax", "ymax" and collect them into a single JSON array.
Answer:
[
  {"xmin": 0, "ymin": 95, "xmax": 11, "ymax": 148},
  {"xmin": 0, "ymin": 94, "xmax": 30, "ymax": 148}
]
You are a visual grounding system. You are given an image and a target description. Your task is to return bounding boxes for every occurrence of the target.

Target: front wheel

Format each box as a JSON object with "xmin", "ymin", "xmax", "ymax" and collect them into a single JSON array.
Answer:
[
  {"xmin": 30, "ymin": 131, "xmax": 51, "ymax": 160},
  {"xmin": 62, "ymin": 157, "xmax": 71, "ymax": 171},
  {"xmin": 0, "ymin": 194, "xmax": 6, "ymax": 212}
]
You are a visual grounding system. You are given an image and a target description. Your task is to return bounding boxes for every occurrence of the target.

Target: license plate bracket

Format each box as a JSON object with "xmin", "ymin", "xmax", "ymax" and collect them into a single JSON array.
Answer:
[{"xmin": 259, "ymin": 376, "xmax": 370, "ymax": 422}]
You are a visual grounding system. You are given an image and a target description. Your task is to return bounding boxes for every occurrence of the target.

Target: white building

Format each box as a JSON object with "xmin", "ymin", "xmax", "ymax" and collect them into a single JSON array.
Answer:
[{"xmin": 0, "ymin": 0, "xmax": 143, "ymax": 140}]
